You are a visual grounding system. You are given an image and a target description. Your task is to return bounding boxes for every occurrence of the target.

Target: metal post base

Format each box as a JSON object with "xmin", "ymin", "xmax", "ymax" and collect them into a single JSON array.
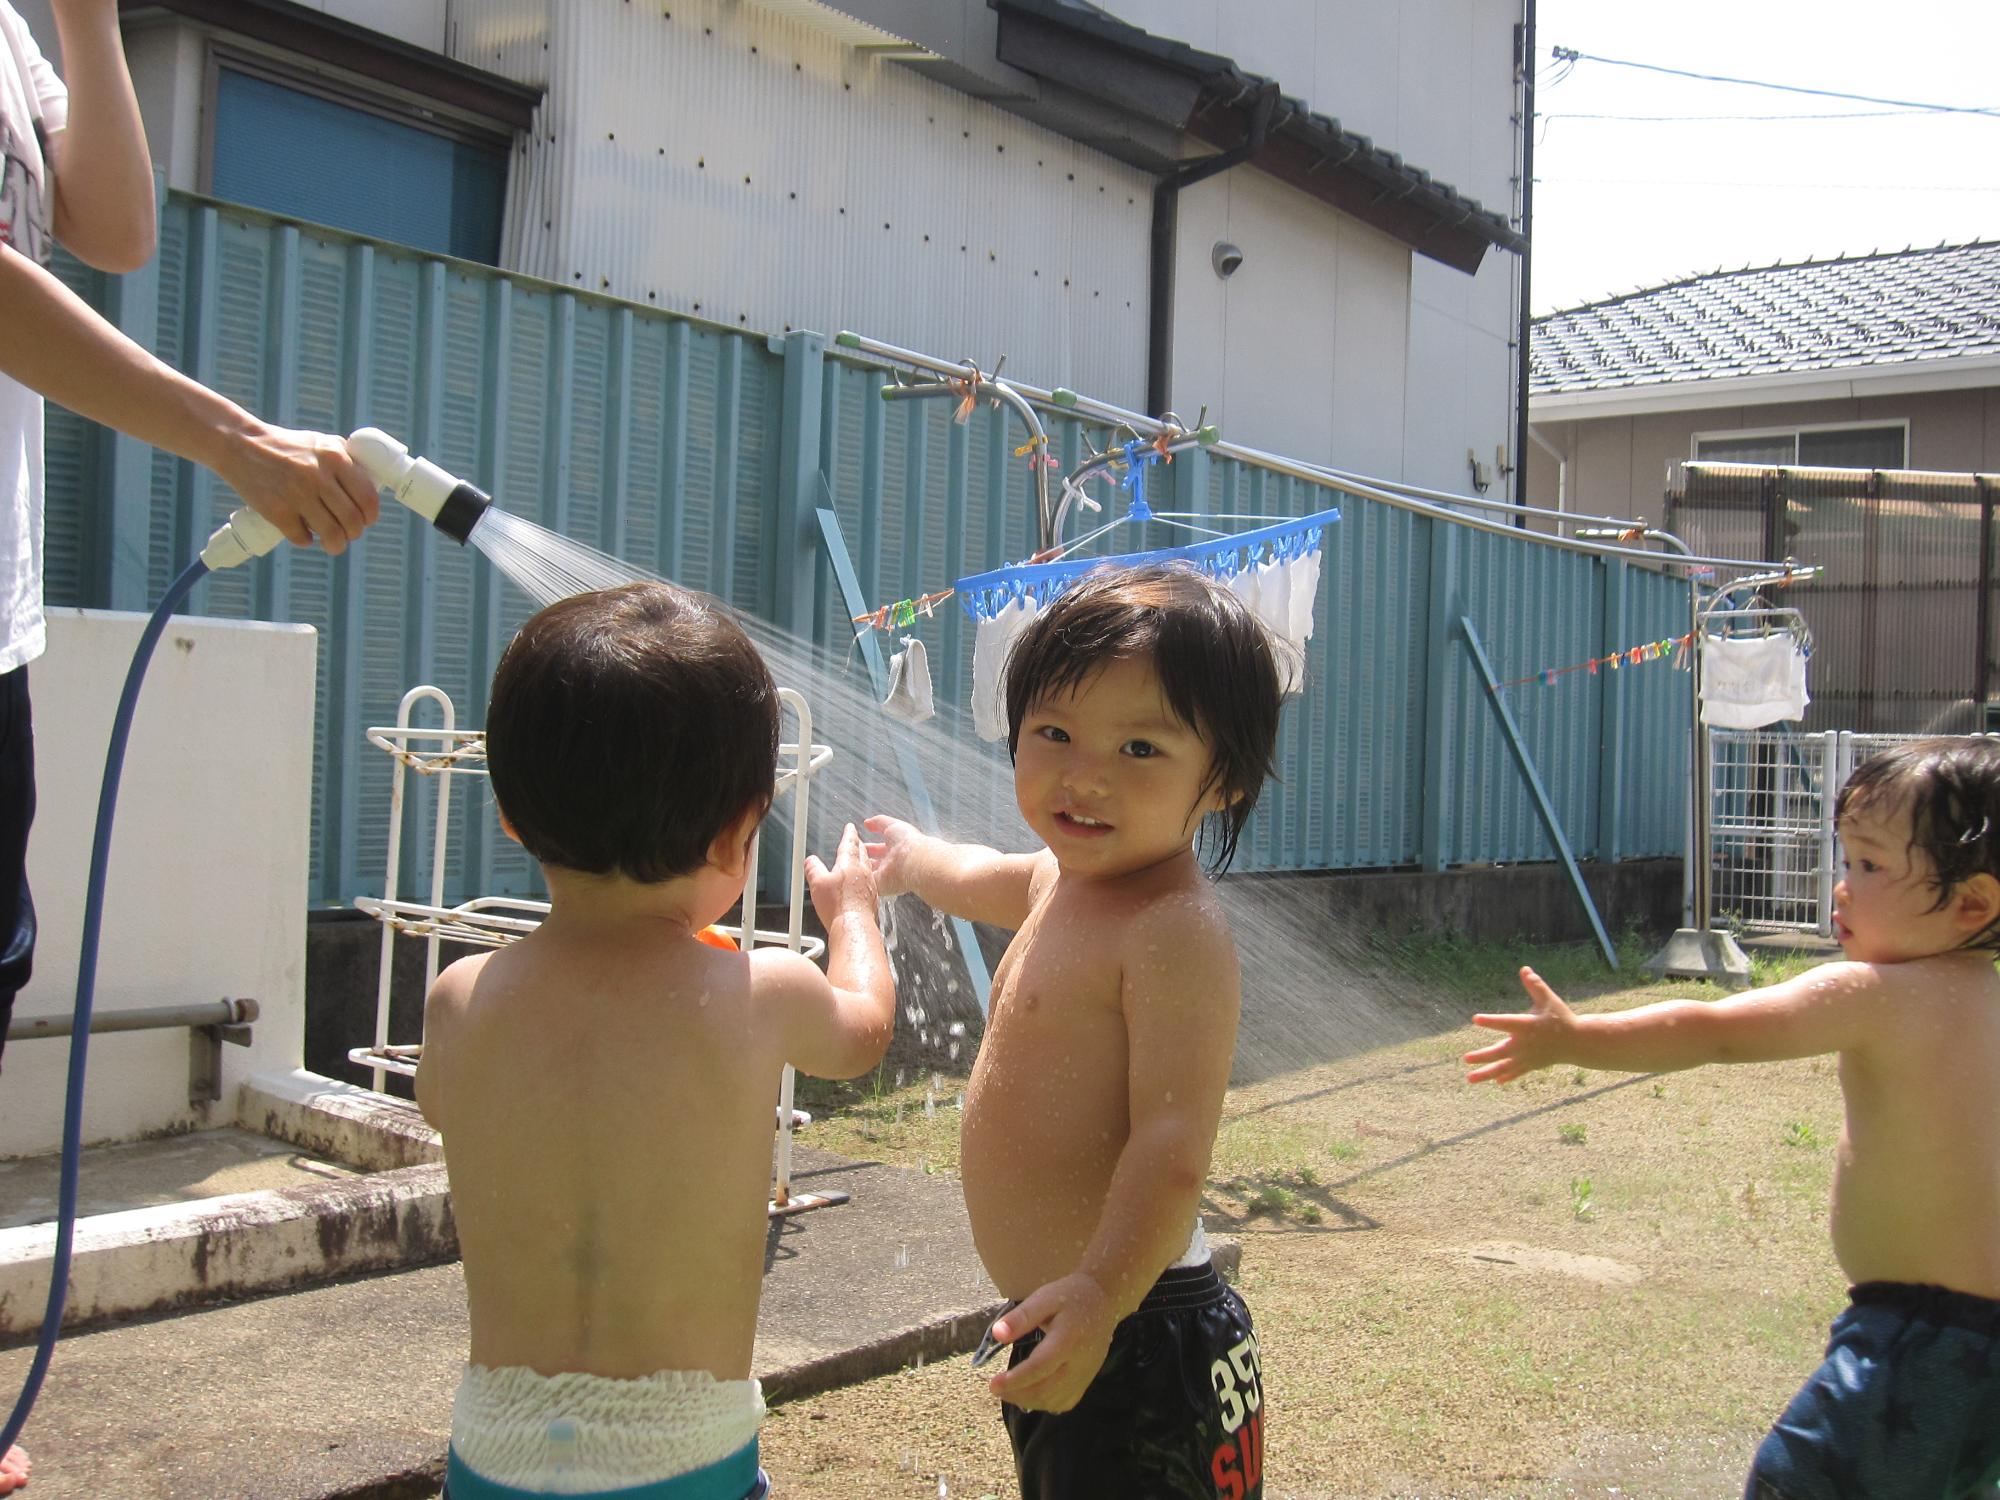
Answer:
[{"xmin": 1644, "ymin": 927, "xmax": 1753, "ymax": 989}]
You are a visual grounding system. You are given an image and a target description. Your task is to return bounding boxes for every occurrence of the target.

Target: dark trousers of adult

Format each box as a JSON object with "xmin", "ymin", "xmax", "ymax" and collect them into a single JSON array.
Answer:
[{"xmin": 0, "ymin": 665, "xmax": 35, "ymax": 1075}]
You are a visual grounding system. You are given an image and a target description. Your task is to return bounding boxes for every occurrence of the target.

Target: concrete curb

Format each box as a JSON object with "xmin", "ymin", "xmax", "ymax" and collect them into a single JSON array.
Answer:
[
  {"xmin": 245, "ymin": 1068, "xmax": 443, "ymax": 1172},
  {"xmin": 0, "ymin": 1163, "xmax": 456, "ymax": 1339}
]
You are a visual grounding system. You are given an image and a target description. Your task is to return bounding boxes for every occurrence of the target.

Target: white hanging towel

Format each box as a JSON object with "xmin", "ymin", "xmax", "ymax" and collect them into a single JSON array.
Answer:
[
  {"xmin": 969, "ymin": 595, "xmax": 1041, "ymax": 742},
  {"xmin": 1701, "ymin": 633, "xmax": 1810, "ymax": 729},
  {"xmin": 1228, "ymin": 552, "xmax": 1317, "ymax": 696},
  {"xmin": 882, "ymin": 635, "xmax": 936, "ymax": 724}
]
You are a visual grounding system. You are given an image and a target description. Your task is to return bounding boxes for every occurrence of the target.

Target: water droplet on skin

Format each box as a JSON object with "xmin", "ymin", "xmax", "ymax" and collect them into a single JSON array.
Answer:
[
  {"xmin": 1164, "ymin": 1090, "xmax": 1174, "ymax": 1102},
  {"xmin": 896, "ymin": 1243, "xmax": 909, "ymax": 1269}
]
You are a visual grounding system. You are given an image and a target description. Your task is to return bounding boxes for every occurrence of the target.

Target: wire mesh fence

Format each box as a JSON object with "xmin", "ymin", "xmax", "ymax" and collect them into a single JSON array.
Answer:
[{"xmin": 1708, "ymin": 729, "xmax": 1955, "ymax": 935}]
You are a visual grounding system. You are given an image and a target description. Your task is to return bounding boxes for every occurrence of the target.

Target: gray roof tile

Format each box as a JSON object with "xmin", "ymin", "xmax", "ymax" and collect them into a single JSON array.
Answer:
[{"xmin": 1531, "ymin": 241, "xmax": 2000, "ymax": 396}]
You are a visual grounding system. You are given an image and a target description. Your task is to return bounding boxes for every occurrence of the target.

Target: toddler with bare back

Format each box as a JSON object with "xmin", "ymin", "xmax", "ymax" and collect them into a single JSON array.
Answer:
[
  {"xmin": 865, "ymin": 562, "xmax": 1284, "ymax": 1499},
  {"xmin": 1466, "ymin": 736, "xmax": 2000, "ymax": 1498},
  {"xmin": 415, "ymin": 582, "xmax": 895, "ymax": 1500}
]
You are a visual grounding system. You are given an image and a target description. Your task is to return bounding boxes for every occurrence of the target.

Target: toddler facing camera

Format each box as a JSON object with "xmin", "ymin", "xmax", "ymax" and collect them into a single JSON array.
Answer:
[{"xmin": 1468, "ymin": 737, "xmax": 2000, "ymax": 1499}]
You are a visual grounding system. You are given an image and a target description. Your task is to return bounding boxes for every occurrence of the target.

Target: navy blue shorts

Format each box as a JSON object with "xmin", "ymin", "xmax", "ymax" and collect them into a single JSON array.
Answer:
[
  {"xmin": 1002, "ymin": 1261, "xmax": 1264, "ymax": 1500},
  {"xmin": 1746, "ymin": 1281, "xmax": 2000, "ymax": 1499},
  {"xmin": 0, "ymin": 665, "xmax": 35, "ymax": 1075}
]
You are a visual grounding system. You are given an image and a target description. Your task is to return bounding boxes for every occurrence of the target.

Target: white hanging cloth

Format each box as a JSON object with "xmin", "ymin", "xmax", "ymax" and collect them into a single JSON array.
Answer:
[
  {"xmin": 882, "ymin": 635, "xmax": 936, "ymax": 724},
  {"xmin": 969, "ymin": 595, "xmax": 1041, "ymax": 742},
  {"xmin": 1701, "ymin": 633, "xmax": 1810, "ymax": 729}
]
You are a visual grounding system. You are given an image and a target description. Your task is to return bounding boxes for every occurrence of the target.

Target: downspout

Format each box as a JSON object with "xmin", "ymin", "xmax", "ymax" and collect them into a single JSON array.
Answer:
[
  {"xmin": 1527, "ymin": 422, "xmax": 1566, "ymax": 518},
  {"xmin": 1513, "ymin": 0, "xmax": 1537, "ymax": 517},
  {"xmin": 1147, "ymin": 83, "xmax": 1281, "ymax": 418}
]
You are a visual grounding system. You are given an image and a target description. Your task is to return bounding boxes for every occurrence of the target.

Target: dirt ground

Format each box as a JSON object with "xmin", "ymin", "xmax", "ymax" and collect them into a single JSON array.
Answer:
[{"xmin": 768, "ymin": 949, "xmax": 1848, "ymax": 1499}]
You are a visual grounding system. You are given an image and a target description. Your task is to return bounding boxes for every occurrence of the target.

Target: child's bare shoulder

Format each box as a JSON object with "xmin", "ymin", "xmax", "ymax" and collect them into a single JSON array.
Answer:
[
  {"xmin": 1118, "ymin": 874, "xmax": 1235, "ymax": 975},
  {"xmin": 425, "ymin": 950, "xmax": 491, "ymax": 1014}
]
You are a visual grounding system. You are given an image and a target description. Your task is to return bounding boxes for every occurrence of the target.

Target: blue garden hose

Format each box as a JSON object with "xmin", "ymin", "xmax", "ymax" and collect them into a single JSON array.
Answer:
[
  {"xmin": 1, "ymin": 556, "xmax": 208, "ymax": 1456},
  {"xmin": 0, "ymin": 430, "xmax": 489, "ymax": 1456}
]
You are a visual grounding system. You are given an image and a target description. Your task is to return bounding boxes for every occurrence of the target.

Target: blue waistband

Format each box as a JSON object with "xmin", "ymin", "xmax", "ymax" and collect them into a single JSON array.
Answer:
[{"xmin": 446, "ymin": 1438, "xmax": 764, "ymax": 1500}]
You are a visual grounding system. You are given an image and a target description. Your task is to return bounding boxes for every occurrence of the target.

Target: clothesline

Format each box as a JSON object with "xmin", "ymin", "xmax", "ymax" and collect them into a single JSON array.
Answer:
[{"xmin": 1495, "ymin": 632, "xmax": 1694, "ymax": 690}]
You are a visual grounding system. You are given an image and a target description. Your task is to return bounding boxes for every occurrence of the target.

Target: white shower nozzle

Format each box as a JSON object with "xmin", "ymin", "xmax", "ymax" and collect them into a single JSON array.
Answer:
[
  {"xmin": 346, "ymin": 427, "xmax": 491, "ymax": 544},
  {"xmin": 198, "ymin": 429, "xmax": 493, "ymax": 571}
]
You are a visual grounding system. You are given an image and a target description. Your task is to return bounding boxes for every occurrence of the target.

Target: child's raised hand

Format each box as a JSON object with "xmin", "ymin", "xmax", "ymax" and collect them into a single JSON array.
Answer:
[
  {"xmin": 804, "ymin": 822, "xmax": 879, "ymax": 924},
  {"xmin": 982, "ymin": 1272, "xmax": 1118, "ymax": 1413},
  {"xmin": 1463, "ymin": 966, "xmax": 1578, "ymax": 1084},
  {"xmin": 860, "ymin": 814, "xmax": 923, "ymax": 899}
]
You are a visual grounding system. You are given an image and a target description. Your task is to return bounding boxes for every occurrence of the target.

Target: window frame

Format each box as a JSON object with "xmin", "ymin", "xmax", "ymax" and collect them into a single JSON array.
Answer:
[
  {"xmin": 1689, "ymin": 418, "xmax": 1910, "ymax": 469},
  {"xmin": 198, "ymin": 43, "xmax": 515, "ymax": 203}
]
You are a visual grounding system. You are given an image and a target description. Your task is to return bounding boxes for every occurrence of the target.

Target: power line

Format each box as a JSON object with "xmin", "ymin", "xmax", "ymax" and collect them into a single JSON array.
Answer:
[
  {"xmin": 1547, "ymin": 46, "xmax": 2000, "ymax": 119},
  {"xmin": 1539, "ymin": 176, "xmax": 2000, "ymax": 193},
  {"xmin": 1544, "ymin": 109, "xmax": 1936, "ymax": 123}
]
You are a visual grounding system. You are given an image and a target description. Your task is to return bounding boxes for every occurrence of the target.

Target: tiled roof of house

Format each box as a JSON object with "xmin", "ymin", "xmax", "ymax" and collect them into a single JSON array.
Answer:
[
  {"xmin": 991, "ymin": 0, "xmax": 1523, "ymax": 274},
  {"xmin": 1531, "ymin": 241, "xmax": 2000, "ymax": 397}
]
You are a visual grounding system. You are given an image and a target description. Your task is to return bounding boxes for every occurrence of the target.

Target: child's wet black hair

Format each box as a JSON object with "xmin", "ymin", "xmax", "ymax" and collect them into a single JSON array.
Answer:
[
  {"xmin": 1834, "ymin": 735, "xmax": 2000, "ymax": 952},
  {"xmin": 1002, "ymin": 560, "xmax": 1284, "ymax": 875},
  {"xmin": 486, "ymin": 581, "xmax": 779, "ymax": 883}
]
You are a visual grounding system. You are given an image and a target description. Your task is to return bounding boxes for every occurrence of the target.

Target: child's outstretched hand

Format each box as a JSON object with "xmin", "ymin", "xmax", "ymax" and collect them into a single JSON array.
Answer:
[
  {"xmin": 1463, "ymin": 967, "xmax": 1578, "ymax": 1084},
  {"xmin": 860, "ymin": 814, "xmax": 925, "ymax": 899},
  {"xmin": 982, "ymin": 1272, "xmax": 1118, "ymax": 1413},
  {"xmin": 804, "ymin": 822, "xmax": 878, "ymax": 925}
]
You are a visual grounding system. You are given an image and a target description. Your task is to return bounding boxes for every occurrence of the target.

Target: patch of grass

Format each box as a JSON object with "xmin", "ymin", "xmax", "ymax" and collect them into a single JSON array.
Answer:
[
  {"xmin": 1558, "ymin": 1121, "xmax": 1588, "ymax": 1146},
  {"xmin": 1296, "ymin": 1165, "xmax": 1320, "ymax": 1187},
  {"xmin": 1251, "ymin": 1183, "xmax": 1295, "ymax": 1215},
  {"xmin": 1351, "ymin": 926, "xmax": 1670, "ymax": 1006},
  {"xmin": 1570, "ymin": 1068, "xmax": 1589, "ymax": 1086},
  {"xmin": 1782, "ymin": 1119, "xmax": 1823, "ymax": 1150},
  {"xmin": 1570, "ymin": 1175, "xmax": 1596, "ymax": 1220},
  {"xmin": 1328, "ymin": 1139, "xmax": 1361, "ymax": 1162}
]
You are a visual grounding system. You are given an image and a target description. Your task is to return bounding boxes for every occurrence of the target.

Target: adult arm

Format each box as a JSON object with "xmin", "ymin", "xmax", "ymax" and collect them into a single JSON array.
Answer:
[
  {"xmin": 0, "ymin": 242, "xmax": 378, "ymax": 550},
  {"xmin": 43, "ymin": 0, "xmax": 156, "ymax": 272}
]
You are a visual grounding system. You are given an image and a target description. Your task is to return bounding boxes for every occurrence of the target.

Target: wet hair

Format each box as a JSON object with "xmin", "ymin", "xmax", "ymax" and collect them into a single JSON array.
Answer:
[
  {"xmin": 485, "ymin": 581, "xmax": 779, "ymax": 883},
  {"xmin": 1003, "ymin": 561, "xmax": 1283, "ymax": 875},
  {"xmin": 1834, "ymin": 735, "xmax": 2000, "ymax": 952}
]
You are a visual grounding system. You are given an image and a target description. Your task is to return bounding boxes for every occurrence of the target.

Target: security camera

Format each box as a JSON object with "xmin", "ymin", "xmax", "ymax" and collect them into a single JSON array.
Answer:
[{"xmin": 1211, "ymin": 242, "xmax": 1243, "ymax": 279}]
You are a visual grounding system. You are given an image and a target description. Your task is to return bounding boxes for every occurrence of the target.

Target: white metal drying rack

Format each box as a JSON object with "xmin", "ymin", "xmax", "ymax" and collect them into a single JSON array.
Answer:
[{"xmin": 349, "ymin": 683, "xmax": 844, "ymax": 1215}]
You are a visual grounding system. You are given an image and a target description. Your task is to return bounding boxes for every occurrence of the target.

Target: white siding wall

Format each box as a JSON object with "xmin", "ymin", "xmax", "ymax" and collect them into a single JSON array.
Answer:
[
  {"xmin": 450, "ymin": 0, "xmax": 1155, "ymax": 403},
  {"xmin": 1109, "ymin": 0, "xmax": 1523, "ymax": 482}
]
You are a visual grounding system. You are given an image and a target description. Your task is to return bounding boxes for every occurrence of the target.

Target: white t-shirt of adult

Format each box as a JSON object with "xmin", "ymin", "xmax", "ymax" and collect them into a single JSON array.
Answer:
[{"xmin": 0, "ymin": 3, "xmax": 65, "ymax": 674}]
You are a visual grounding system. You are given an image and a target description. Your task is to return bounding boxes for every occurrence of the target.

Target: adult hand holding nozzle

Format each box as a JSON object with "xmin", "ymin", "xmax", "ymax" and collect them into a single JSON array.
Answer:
[{"xmin": 202, "ymin": 427, "xmax": 493, "ymax": 569}]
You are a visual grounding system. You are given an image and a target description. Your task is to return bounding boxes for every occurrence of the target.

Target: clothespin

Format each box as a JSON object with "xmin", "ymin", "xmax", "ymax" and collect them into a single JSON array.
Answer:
[
  {"xmin": 1541, "ymin": 668, "xmax": 1557, "ymax": 687},
  {"xmin": 891, "ymin": 599, "xmax": 917, "ymax": 629},
  {"xmin": 1586, "ymin": 657, "xmax": 1599, "ymax": 675},
  {"xmin": 950, "ymin": 362, "xmax": 983, "ymax": 424}
]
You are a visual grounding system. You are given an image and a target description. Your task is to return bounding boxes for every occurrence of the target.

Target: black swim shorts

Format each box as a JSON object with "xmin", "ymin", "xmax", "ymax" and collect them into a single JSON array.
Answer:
[{"xmin": 1001, "ymin": 1260, "xmax": 1264, "ymax": 1500}]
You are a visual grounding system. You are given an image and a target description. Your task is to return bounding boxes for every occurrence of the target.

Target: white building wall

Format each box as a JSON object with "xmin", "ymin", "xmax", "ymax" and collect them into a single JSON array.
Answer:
[
  {"xmin": 0, "ymin": 613, "xmax": 315, "ymax": 1159},
  {"xmin": 449, "ymin": 0, "xmax": 1155, "ymax": 404},
  {"xmin": 1106, "ymin": 0, "xmax": 1522, "ymax": 482}
]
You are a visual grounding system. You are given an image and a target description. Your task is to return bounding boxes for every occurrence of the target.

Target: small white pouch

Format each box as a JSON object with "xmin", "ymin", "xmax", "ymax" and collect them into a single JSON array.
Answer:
[{"xmin": 883, "ymin": 636, "xmax": 936, "ymax": 723}]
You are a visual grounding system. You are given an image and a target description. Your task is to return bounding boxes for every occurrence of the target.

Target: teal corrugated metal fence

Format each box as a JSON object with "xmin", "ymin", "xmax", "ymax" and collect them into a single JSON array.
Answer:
[{"xmin": 43, "ymin": 194, "xmax": 1688, "ymax": 904}]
